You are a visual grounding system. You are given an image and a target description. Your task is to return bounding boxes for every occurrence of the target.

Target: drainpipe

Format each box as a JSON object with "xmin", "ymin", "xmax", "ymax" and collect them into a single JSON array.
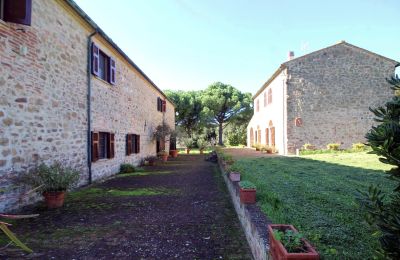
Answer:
[{"xmin": 87, "ymin": 30, "xmax": 97, "ymax": 184}]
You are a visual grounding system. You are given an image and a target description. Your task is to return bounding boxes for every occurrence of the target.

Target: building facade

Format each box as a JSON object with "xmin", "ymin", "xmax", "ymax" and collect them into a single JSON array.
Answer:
[
  {"xmin": 247, "ymin": 42, "xmax": 398, "ymax": 155},
  {"xmin": 0, "ymin": 0, "xmax": 175, "ymax": 211}
]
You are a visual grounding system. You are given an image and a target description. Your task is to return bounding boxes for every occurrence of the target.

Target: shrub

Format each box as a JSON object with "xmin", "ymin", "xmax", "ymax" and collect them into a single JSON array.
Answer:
[
  {"xmin": 352, "ymin": 142, "xmax": 366, "ymax": 151},
  {"xmin": 197, "ymin": 139, "xmax": 208, "ymax": 150},
  {"xmin": 303, "ymin": 143, "xmax": 315, "ymax": 150},
  {"xmin": 144, "ymin": 156, "xmax": 158, "ymax": 163},
  {"xmin": 273, "ymin": 229, "xmax": 304, "ymax": 253},
  {"xmin": 19, "ymin": 162, "xmax": 80, "ymax": 193},
  {"xmin": 183, "ymin": 138, "xmax": 194, "ymax": 149},
  {"xmin": 326, "ymin": 143, "xmax": 341, "ymax": 150},
  {"xmin": 226, "ymin": 127, "xmax": 246, "ymax": 146},
  {"xmin": 239, "ymin": 180, "xmax": 256, "ymax": 190},
  {"xmin": 120, "ymin": 163, "xmax": 136, "ymax": 174}
]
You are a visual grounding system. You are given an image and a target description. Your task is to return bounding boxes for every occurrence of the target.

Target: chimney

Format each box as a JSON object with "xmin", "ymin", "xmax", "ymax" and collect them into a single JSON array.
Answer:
[{"xmin": 288, "ymin": 51, "xmax": 295, "ymax": 61}]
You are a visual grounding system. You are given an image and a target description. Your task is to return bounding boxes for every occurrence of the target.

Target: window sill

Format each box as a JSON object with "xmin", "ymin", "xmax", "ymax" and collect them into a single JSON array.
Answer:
[
  {"xmin": 93, "ymin": 75, "xmax": 113, "ymax": 86},
  {"xmin": 92, "ymin": 158, "xmax": 112, "ymax": 164}
]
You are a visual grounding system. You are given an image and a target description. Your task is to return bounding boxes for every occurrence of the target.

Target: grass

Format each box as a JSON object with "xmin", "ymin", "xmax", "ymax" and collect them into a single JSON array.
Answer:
[
  {"xmin": 68, "ymin": 187, "xmax": 177, "ymax": 200},
  {"xmin": 117, "ymin": 170, "xmax": 173, "ymax": 177},
  {"xmin": 177, "ymin": 148, "xmax": 212, "ymax": 154},
  {"xmin": 233, "ymin": 152, "xmax": 395, "ymax": 259}
]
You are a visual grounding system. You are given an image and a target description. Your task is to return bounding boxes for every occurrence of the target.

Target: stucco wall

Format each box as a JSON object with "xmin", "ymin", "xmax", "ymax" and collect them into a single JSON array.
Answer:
[
  {"xmin": 0, "ymin": 0, "xmax": 174, "ymax": 211},
  {"xmin": 247, "ymin": 70, "xmax": 287, "ymax": 155},
  {"xmin": 285, "ymin": 43, "xmax": 396, "ymax": 152}
]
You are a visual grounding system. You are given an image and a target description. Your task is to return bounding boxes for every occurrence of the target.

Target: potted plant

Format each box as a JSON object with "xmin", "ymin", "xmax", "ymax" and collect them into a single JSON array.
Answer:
[
  {"xmin": 19, "ymin": 162, "xmax": 79, "ymax": 208},
  {"xmin": 144, "ymin": 155, "xmax": 158, "ymax": 166},
  {"xmin": 239, "ymin": 180, "xmax": 256, "ymax": 204},
  {"xmin": 183, "ymin": 138, "xmax": 193, "ymax": 154},
  {"xmin": 228, "ymin": 165, "xmax": 241, "ymax": 182},
  {"xmin": 268, "ymin": 224, "xmax": 319, "ymax": 260},
  {"xmin": 157, "ymin": 150, "xmax": 169, "ymax": 162},
  {"xmin": 266, "ymin": 145, "xmax": 273, "ymax": 154},
  {"xmin": 255, "ymin": 144, "xmax": 261, "ymax": 151},
  {"xmin": 169, "ymin": 133, "xmax": 178, "ymax": 158},
  {"xmin": 197, "ymin": 138, "xmax": 208, "ymax": 154}
]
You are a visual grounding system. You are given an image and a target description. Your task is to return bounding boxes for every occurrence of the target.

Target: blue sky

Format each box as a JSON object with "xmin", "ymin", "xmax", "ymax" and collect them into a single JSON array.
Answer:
[{"xmin": 75, "ymin": 0, "xmax": 399, "ymax": 94}]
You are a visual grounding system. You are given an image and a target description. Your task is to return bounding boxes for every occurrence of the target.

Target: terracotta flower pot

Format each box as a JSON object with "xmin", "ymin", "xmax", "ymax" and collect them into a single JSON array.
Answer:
[
  {"xmin": 186, "ymin": 149, "xmax": 191, "ymax": 154},
  {"xmin": 239, "ymin": 188, "xmax": 256, "ymax": 204},
  {"xmin": 229, "ymin": 172, "xmax": 241, "ymax": 182},
  {"xmin": 268, "ymin": 224, "xmax": 319, "ymax": 260},
  {"xmin": 161, "ymin": 154, "xmax": 168, "ymax": 162},
  {"xmin": 169, "ymin": 150, "xmax": 178, "ymax": 158},
  {"xmin": 43, "ymin": 191, "xmax": 66, "ymax": 208}
]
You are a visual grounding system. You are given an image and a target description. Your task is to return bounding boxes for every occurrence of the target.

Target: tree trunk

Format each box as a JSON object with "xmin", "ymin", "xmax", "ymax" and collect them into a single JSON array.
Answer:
[{"xmin": 218, "ymin": 122, "xmax": 223, "ymax": 145}]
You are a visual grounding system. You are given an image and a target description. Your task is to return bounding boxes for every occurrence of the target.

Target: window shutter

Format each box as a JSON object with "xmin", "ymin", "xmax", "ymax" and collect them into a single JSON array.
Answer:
[
  {"xmin": 4, "ymin": 0, "xmax": 32, "ymax": 26},
  {"xmin": 126, "ymin": 134, "xmax": 132, "ymax": 155},
  {"xmin": 91, "ymin": 132, "xmax": 99, "ymax": 162},
  {"xmin": 157, "ymin": 97, "xmax": 161, "ymax": 111},
  {"xmin": 109, "ymin": 57, "xmax": 116, "ymax": 85},
  {"xmin": 135, "ymin": 135, "xmax": 140, "ymax": 153},
  {"xmin": 92, "ymin": 43, "xmax": 100, "ymax": 76},
  {"xmin": 108, "ymin": 133, "xmax": 115, "ymax": 158},
  {"xmin": 162, "ymin": 100, "xmax": 166, "ymax": 112}
]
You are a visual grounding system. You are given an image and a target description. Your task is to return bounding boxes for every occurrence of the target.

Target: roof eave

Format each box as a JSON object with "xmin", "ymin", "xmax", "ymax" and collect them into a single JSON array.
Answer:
[{"xmin": 252, "ymin": 64, "xmax": 286, "ymax": 100}]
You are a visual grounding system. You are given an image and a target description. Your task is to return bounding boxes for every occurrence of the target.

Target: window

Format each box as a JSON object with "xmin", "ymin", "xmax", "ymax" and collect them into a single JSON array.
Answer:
[
  {"xmin": 2, "ymin": 0, "xmax": 32, "ymax": 25},
  {"xmin": 268, "ymin": 88, "xmax": 272, "ymax": 104},
  {"xmin": 157, "ymin": 97, "xmax": 166, "ymax": 112},
  {"xmin": 264, "ymin": 92, "xmax": 267, "ymax": 107},
  {"xmin": 92, "ymin": 43, "xmax": 116, "ymax": 85},
  {"xmin": 91, "ymin": 132, "xmax": 115, "ymax": 162},
  {"xmin": 256, "ymin": 99, "xmax": 260, "ymax": 112},
  {"xmin": 126, "ymin": 134, "xmax": 140, "ymax": 155}
]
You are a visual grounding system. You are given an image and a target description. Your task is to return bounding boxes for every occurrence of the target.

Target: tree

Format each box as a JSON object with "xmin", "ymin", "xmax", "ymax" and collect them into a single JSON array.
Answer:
[
  {"xmin": 359, "ymin": 75, "xmax": 400, "ymax": 259},
  {"xmin": 164, "ymin": 90, "xmax": 203, "ymax": 138},
  {"xmin": 201, "ymin": 82, "xmax": 252, "ymax": 145}
]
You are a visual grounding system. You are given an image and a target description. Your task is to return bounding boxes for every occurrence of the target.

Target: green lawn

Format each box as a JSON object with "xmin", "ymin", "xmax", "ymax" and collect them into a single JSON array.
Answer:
[{"xmin": 233, "ymin": 152, "xmax": 394, "ymax": 259}]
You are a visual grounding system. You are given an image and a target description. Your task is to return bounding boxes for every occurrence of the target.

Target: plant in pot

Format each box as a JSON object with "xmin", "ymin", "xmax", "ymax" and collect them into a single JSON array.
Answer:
[
  {"xmin": 268, "ymin": 224, "xmax": 319, "ymax": 260},
  {"xmin": 144, "ymin": 155, "xmax": 158, "ymax": 166},
  {"xmin": 239, "ymin": 180, "xmax": 256, "ymax": 204},
  {"xmin": 254, "ymin": 144, "xmax": 261, "ymax": 151},
  {"xmin": 227, "ymin": 164, "xmax": 241, "ymax": 182},
  {"xmin": 19, "ymin": 162, "xmax": 79, "ymax": 208},
  {"xmin": 157, "ymin": 150, "xmax": 169, "ymax": 162},
  {"xmin": 169, "ymin": 134, "xmax": 178, "ymax": 158},
  {"xmin": 197, "ymin": 138, "xmax": 208, "ymax": 154},
  {"xmin": 183, "ymin": 138, "xmax": 193, "ymax": 154}
]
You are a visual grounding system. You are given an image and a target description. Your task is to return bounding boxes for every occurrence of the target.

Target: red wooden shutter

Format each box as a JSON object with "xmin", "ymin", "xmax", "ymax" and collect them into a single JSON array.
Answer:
[
  {"xmin": 4, "ymin": 0, "xmax": 32, "ymax": 26},
  {"xmin": 108, "ymin": 133, "xmax": 115, "ymax": 158},
  {"xmin": 126, "ymin": 134, "xmax": 132, "ymax": 155},
  {"xmin": 135, "ymin": 135, "xmax": 140, "ymax": 153},
  {"xmin": 91, "ymin": 132, "xmax": 99, "ymax": 162},
  {"xmin": 92, "ymin": 43, "xmax": 100, "ymax": 76},
  {"xmin": 157, "ymin": 97, "xmax": 161, "ymax": 111},
  {"xmin": 162, "ymin": 100, "xmax": 166, "ymax": 112},
  {"xmin": 109, "ymin": 57, "xmax": 116, "ymax": 85}
]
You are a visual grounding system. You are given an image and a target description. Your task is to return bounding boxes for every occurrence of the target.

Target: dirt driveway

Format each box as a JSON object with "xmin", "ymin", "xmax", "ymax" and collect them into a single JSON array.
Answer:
[
  {"xmin": 222, "ymin": 147, "xmax": 279, "ymax": 160},
  {"xmin": 2, "ymin": 155, "xmax": 252, "ymax": 259}
]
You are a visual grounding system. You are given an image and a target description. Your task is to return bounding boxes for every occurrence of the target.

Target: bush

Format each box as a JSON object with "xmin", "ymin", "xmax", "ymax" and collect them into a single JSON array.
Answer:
[
  {"xmin": 239, "ymin": 180, "xmax": 256, "ymax": 189},
  {"xmin": 226, "ymin": 127, "xmax": 246, "ymax": 146},
  {"xmin": 352, "ymin": 142, "xmax": 366, "ymax": 151},
  {"xmin": 19, "ymin": 162, "xmax": 80, "ymax": 192},
  {"xmin": 183, "ymin": 138, "xmax": 194, "ymax": 149},
  {"xmin": 303, "ymin": 143, "xmax": 315, "ymax": 150},
  {"xmin": 120, "ymin": 163, "xmax": 136, "ymax": 174},
  {"xmin": 327, "ymin": 143, "xmax": 341, "ymax": 150},
  {"xmin": 197, "ymin": 138, "xmax": 208, "ymax": 150}
]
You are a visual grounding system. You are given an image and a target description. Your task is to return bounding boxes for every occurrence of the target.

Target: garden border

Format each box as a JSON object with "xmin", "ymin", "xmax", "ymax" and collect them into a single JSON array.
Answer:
[{"xmin": 217, "ymin": 158, "xmax": 272, "ymax": 260}]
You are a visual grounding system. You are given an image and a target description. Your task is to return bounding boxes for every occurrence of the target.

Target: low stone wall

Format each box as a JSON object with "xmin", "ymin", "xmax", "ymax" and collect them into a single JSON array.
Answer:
[{"xmin": 218, "ymin": 159, "xmax": 272, "ymax": 260}]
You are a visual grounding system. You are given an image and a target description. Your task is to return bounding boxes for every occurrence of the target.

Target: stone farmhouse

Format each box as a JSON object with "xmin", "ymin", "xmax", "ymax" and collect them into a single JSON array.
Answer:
[
  {"xmin": 0, "ymin": 0, "xmax": 175, "ymax": 210},
  {"xmin": 247, "ymin": 41, "xmax": 399, "ymax": 155}
]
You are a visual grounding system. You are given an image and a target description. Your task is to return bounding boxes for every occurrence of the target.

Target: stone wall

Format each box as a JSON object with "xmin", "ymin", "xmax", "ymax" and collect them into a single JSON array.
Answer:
[
  {"xmin": 218, "ymin": 160, "xmax": 271, "ymax": 260},
  {"xmin": 0, "ymin": 0, "xmax": 174, "ymax": 211},
  {"xmin": 285, "ymin": 43, "xmax": 397, "ymax": 152}
]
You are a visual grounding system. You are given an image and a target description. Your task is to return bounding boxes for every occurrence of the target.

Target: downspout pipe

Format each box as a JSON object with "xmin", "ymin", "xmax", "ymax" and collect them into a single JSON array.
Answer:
[{"xmin": 87, "ymin": 30, "xmax": 97, "ymax": 184}]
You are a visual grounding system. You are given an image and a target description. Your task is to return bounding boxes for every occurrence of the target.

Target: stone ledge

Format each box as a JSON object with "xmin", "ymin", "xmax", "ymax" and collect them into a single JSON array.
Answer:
[{"xmin": 218, "ymin": 159, "xmax": 272, "ymax": 260}]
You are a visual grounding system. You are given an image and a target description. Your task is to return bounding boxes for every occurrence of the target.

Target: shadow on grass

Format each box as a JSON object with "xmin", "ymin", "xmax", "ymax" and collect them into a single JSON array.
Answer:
[{"xmin": 234, "ymin": 156, "xmax": 394, "ymax": 259}]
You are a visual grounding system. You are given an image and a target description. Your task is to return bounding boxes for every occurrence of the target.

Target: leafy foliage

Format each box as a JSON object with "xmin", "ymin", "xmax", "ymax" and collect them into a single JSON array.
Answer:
[
  {"xmin": 120, "ymin": 164, "xmax": 136, "ymax": 174},
  {"xmin": 152, "ymin": 122, "xmax": 173, "ymax": 142},
  {"xmin": 183, "ymin": 138, "xmax": 194, "ymax": 149},
  {"xmin": 201, "ymin": 82, "xmax": 252, "ymax": 145},
  {"xmin": 196, "ymin": 138, "xmax": 208, "ymax": 150},
  {"xmin": 273, "ymin": 229, "xmax": 304, "ymax": 253},
  {"xmin": 358, "ymin": 75, "xmax": 400, "ymax": 259},
  {"xmin": 225, "ymin": 124, "xmax": 247, "ymax": 146},
  {"xmin": 19, "ymin": 162, "xmax": 80, "ymax": 193},
  {"xmin": 326, "ymin": 143, "xmax": 341, "ymax": 150},
  {"xmin": 352, "ymin": 142, "xmax": 366, "ymax": 151},
  {"xmin": 239, "ymin": 180, "xmax": 256, "ymax": 189}
]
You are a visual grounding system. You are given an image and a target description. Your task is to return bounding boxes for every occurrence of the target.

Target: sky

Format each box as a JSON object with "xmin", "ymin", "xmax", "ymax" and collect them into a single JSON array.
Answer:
[{"xmin": 74, "ymin": 0, "xmax": 400, "ymax": 95}]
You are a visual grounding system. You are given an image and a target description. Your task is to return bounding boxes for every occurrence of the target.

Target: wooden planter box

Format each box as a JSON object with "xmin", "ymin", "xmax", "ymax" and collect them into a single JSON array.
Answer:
[
  {"xmin": 268, "ymin": 224, "xmax": 319, "ymax": 260},
  {"xmin": 229, "ymin": 172, "xmax": 240, "ymax": 182},
  {"xmin": 239, "ymin": 188, "xmax": 256, "ymax": 204}
]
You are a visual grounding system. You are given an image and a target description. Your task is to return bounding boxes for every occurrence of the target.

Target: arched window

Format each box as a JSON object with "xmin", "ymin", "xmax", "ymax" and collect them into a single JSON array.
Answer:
[
  {"xmin": 265, "ymin": 128, "xmax": 269, "ymax": 146},
  {"xmin": 268, "ymin": 120, "xmax": 275, "ymax": 147},
  {"xmin": 268, "ymin": 88, "xmax": 272, "ymax": 104},
  {"xmin": 256, "ymin": 99, "xmax": 260, "ymax": 112},
  {"xmin": 257, "ymin": 126, "xmax": 261, "ymax": 144}
]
